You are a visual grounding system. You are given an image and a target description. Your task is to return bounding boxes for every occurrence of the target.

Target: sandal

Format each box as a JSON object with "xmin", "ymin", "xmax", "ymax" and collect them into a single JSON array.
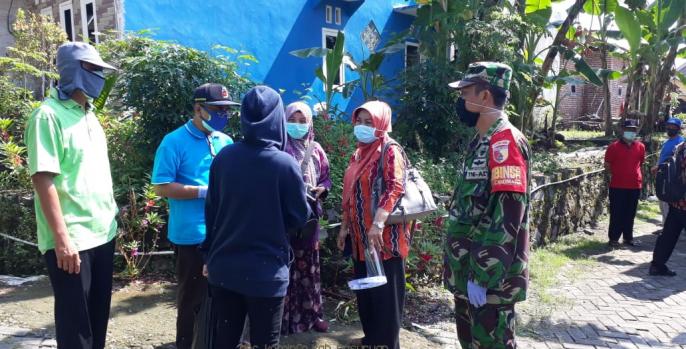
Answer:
[
  {"xmin": 313, "ymin": 319, "xmax": 329, "ymax": 333},
  {"xmin": 349, "ymin": 337, "xmax": 364, "ymax": 345}
]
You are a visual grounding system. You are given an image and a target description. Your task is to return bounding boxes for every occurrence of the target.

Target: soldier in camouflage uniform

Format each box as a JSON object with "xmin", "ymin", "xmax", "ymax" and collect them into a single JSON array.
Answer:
[{"xmin": 444, "ymin": 62, "xmax": 531, "ymax": 349}]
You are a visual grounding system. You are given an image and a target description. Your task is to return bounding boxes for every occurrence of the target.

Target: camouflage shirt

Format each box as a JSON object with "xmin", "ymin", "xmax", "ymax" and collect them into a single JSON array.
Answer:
[{"xmin": 444, "ymin": 117, "xmax": 531, "ymax": 305}]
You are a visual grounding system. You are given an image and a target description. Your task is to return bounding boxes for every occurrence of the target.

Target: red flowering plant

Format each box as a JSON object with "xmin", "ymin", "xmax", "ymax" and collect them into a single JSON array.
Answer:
[
  {"xmin": 116, "ymin": 183, "xmax": 166, "ymax": 279},
  {"xmin": 405, "ymin": 210, "xmax": 447, "ymax": 290},
  {"xmin": 0, "ymin": 118, "xmax": 31, "ymax": 190},
  {"xmin": 312, "ymin": 116, "xmax": 356, "ymax": 214}
]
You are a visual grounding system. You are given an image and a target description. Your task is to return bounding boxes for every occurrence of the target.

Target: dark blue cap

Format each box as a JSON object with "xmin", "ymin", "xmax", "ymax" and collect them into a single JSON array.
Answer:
[
  {"xmin": 666, "ymin": 117, "xmax": 682, "ymax": 127},
  {"xmin": 193, "ymin": 83, "xmax": 240, "ymax": 106},
  {"xmin": 623, "ymin": 119, "xmax": 639, "ymax": 128}
]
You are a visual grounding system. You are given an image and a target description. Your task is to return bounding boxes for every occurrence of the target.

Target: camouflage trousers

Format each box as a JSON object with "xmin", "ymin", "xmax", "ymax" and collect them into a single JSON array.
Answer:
[{"xmin": 454, "ymin": 296, "xmax": 516, "ymax": 349}]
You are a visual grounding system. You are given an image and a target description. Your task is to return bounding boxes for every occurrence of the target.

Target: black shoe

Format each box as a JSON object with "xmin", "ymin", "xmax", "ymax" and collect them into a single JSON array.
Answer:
[
  {"xmin": 623, "ymin": 240, "xmax": 640, "ymax": 247},
  {"xmin": 608, "ymin": 240, "xmax": 620, "ymax": 248},
  {"xmin": 649, "ymin": 265, "xmax": 677, "ymax": 276}
]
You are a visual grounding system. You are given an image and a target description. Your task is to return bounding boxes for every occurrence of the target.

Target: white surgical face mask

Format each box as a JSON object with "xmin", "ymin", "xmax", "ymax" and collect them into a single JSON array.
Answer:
[
  {"xmin": 354, "ymin": 125, "xmax": 378, "ymax": 143},
  {"xmin": 623, "ymin": 131, "xmax": 636, "ymax": 142}
]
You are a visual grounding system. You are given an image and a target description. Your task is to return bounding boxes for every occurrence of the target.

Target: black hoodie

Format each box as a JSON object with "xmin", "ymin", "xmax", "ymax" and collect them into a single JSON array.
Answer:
[{"xmin": 201, "ymin": 86, "xmax": 309, "ymax": 297}]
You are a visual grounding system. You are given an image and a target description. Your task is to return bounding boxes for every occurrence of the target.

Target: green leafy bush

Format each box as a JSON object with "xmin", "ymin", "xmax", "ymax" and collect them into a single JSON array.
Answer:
[
  {"xmin": 406, "ymin": 211, "xmax": 447, "ymax": 289},
  {"xmin": 98, "ymin": 110, "xmax": 150, "ymax": 199},
  {"xmin": 116, "ymin": 184, "xmax": 167, "ymax": 279},
  {"xmin": 312, "ymin": 117, "xmax": 356, "ymax": 214},
  {"xmin": 0, "ymin": 191, "xmax": 43, "ymax": 275},
  {"xmin": 0, "ymin": 8, "xmax": 66, "ymax": 98},
  {"xmin": 98, "ymin": 33, "xmax": 253, "ymax": 161},
  {"xmin": 395, "ymin": 59, "xmax": 474, "ymax": 160},
  {"xmin": 0, "ymin": 76, "xmax": 34, "ymax": 191}
]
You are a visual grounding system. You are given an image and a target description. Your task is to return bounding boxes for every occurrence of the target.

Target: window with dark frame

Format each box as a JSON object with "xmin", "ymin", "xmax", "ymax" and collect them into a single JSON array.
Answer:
[
  {"xmin": 405, "ymin": 43, "xmax": 420, "ymax": 68},
  {"xmin": 324, "ymin": 33, "xmax": 341, "ymax": 86},
  {"xmin": 335, "ymin": 7, "xmax": 342, "ymax": 25},
  {"xmin": 63, "ymin": 8, "xmax": 73, "ymax": 41},
  {"xmin": 325, "ymin": 5, "xmax": 333, "ymax": 24},
  {"xmin": 81, "ymin": 0, "xmax": 98, "ymax": 43}
]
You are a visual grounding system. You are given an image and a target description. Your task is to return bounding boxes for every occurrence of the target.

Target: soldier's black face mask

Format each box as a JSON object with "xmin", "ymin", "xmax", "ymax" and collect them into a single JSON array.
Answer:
[{"xmin": 455, "ymin": 97, "xmax": 480, "ymax": 127}]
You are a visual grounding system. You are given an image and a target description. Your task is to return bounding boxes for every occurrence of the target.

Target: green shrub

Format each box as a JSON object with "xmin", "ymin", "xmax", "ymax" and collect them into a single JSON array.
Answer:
[
  {"xmin": 409, "ymin": 150, "xmax": 462, "ymax": 196},
  {"xmin": 98, "ymin": 34, "xmax": 253, "ymax": 159},
  {"xmin": 0, "ymin": 191, "xmax": 43, "ymax": 275},
  {"xmin": 0, "ymin": 76, "xmax": 34, "ymax": 192},
  {"xmin": 406, "ymin": 210, "xmax": 447, "ymax": 289},
  {"xmin": 395, "ymin": 59, "xmax": 474, "ymax": 160},
  {"xmin": 98, "ymin": 110, "xmax": 150, "ymax": 199},
  {"xmin": 0, "ymin": 8, "xmax": 66, "ymax": 99},
  {"xmin": 0, "ymin": 76, "xmax": 34, "ymax": 137},
  {"xmin": 312, "ymin": 117, "xmax": 356, "ymax": 214},
  {"xmin": 116, "ymin": 184, "xmax": 167, "ymax": 279}
]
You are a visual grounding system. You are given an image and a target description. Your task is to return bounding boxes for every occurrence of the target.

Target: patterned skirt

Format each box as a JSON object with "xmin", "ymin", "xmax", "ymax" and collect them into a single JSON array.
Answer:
[{"xmin": 281, "ymin": 247, "xmax": 324, "ymax": 334}]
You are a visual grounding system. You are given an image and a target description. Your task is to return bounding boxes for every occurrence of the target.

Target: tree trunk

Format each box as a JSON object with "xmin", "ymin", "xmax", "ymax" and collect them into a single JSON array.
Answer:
[
  {"xmin": 646, "ymin": 15, "xmax": 685, "ymax": 135},
  {"xmin": 549, "ymin": 83, "xmax": 562, "ymax": 148},
  {"xmin": 523, "ymin": 0, "xmax": 585, "ymax": 125},
  {"xmin": 621, "ymin": 63, "xmax": 642, "ymax": 119},
  {"xmin": 601, "ymin": 45, "xmax": 614, "ymax": 136}
]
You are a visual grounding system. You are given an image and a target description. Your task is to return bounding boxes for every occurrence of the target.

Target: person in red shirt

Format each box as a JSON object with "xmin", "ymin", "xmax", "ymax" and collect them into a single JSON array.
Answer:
[{"xmin": 604, "ymin": 119, "xmax": 645, "ymax": 248}]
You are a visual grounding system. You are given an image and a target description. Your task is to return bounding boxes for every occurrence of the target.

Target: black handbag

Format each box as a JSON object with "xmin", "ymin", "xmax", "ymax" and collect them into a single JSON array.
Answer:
[{"xmin": 191, "ymin": 291, "xmax": 214, "ymax": 349}]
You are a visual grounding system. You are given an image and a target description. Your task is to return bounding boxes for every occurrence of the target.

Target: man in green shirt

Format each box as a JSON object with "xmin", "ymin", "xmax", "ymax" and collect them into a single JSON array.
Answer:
[{"xmin": 24, "ymin": 42, "xmax": 118, "ymax": 349}]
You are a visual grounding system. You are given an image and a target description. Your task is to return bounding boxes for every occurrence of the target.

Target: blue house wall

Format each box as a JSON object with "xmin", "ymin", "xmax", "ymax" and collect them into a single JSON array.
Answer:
[{"xmin": 123, "ymin": 0, "xmax": 416, "ymax": 118}]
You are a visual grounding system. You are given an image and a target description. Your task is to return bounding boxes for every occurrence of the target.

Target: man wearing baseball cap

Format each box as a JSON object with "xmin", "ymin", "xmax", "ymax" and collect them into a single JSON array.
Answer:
[
  {"xmin": 151, "ymin": 82, "xmax": 237, "ymax": 348},
  {"xmin": 443, "ymin": 62, "xmax": 531, "ymax": 348},
  {"xmin": 24, "ymin": 42, "xmax": 118, "ymax": 348},
  {"xmin": 652, "ymin": 118, "xmax": 685, "ymax": 224},
  {"xmin": 604, "ymin": 119, "xmax": 645, "ymax": 248}
]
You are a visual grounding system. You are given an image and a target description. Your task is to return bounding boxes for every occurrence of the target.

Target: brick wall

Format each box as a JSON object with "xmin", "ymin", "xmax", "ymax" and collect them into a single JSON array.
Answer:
[
  {"xmin": 29, "ymin": 0, "xmax": 119, "ymax": 42},
  {"xmin": 557, "ymin": 49, "xmax": 628, "ymax": 123}
]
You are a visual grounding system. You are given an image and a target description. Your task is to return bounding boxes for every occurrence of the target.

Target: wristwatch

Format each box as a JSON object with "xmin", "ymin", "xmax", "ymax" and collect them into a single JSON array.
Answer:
[{"xmin": 373, "ymin": 221, "xmax": 385, "ymax": 229}]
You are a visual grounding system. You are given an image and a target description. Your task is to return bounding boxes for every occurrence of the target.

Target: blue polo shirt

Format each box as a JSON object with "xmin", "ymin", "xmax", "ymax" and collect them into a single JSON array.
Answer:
[
  {"xmin": 152, "ymin": 120, "xmax": 233, "ymax": 245},
  {"xmin": 659, "ymin": 136, "xmax": 685, "ymax": 164}
]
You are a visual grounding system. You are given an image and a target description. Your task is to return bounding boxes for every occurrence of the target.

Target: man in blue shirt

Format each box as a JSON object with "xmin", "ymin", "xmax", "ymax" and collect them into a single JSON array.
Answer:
[
  {"xmin": 151, "ymin": 83, "xmax": 237, "ymax": 349},
  {"xmin": 653, "ymin": 117, "xmax": 685, "ymax": 224}
]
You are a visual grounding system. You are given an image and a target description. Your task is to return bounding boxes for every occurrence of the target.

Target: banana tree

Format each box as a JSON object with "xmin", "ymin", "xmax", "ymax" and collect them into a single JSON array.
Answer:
[
  {"xmin": 614, "ymin": 0, "xmax": 686, "ymax": 138},
  {"xmin": 290, "ymin": 31, "xmax": 346, "ymax": 118},
  {"xmin": 341, "ymin": 42, "xmax": 406, "ymax": 101},
  {"xmin": 522, "ymin": 0, "xmax": 604, "ymax": 134},
  {"xmin": 582, "ymin": 0, "xmax": 619, "ymax": 136},
  {"xmin": 290, "ymin": 31, "xmax": 403, "ymax": 115}
]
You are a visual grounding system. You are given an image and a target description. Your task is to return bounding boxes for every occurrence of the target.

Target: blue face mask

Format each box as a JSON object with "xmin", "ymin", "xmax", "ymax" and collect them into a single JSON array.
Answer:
[
  {"xmin": 201, "ymin": 106, "xmax": 229, "ymax": 132},
  {"xmin": 354, "ymin": 125, "xmax": 378, "ymax": 144},
  {"xmin": 286, "ymin": 122, "xmax": 309, "ymax": 139},
  {"xmin": 57, "ymin": 62, "xmax": 106, "ymax": 99},
  {"xmin": 623, "ymin": 131, "xmax": 636, "ymax": 142}
]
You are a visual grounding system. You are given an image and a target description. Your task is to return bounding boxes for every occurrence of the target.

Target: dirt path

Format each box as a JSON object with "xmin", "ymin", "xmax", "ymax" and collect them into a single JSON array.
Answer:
[
  {"xmin": 2, "ymin": 203, "xmax": 682, "ymax": 348},
  {"xmin": 0, "ymin": 277, "xmax": 447, "ymax": 348}
]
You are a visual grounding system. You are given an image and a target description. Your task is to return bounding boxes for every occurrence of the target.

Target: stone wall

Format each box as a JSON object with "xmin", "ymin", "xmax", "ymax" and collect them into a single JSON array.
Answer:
[{"xmin": 529, "ymin": 149, "xmax": 608, "ymax": 246}]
